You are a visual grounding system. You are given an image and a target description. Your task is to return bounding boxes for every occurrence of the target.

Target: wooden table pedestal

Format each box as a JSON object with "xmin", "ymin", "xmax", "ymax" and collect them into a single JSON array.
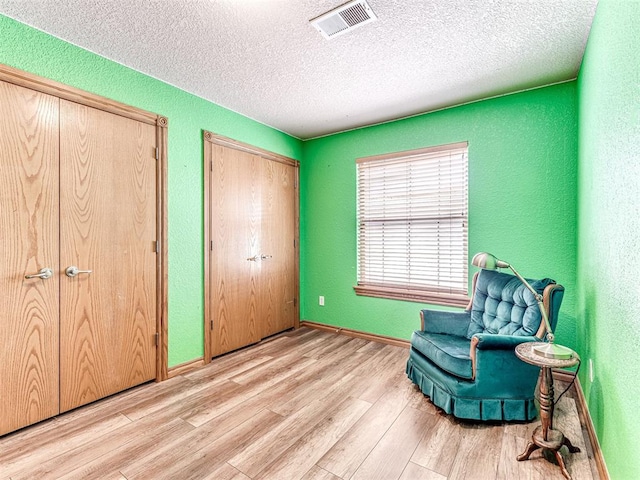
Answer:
[{"xmin": 515, "ymin": 342, "xmax": 580, "ymax": 480}]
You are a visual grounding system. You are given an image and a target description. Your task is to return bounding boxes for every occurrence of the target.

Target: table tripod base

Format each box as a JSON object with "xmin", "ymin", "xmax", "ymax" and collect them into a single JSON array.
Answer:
[{"xmin": 517, "ymin": 426, "xmax": 580, "ymax": 480}]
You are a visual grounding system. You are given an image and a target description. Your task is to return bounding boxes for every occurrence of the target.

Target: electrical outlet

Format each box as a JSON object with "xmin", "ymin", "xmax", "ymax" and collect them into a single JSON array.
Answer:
[
  {"xmin": 319, "ymin": 296, "xmax": 325, "ymax": 306},
  {"xmin": 589, "ymin": 358, "xmax": 594, "ymax": 383}
]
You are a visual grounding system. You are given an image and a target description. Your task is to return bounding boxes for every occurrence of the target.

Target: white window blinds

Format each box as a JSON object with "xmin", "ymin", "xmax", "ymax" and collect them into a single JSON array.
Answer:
[{"xmin": 355, "ymin": 142, "xmax": 469, "ymax": 306}]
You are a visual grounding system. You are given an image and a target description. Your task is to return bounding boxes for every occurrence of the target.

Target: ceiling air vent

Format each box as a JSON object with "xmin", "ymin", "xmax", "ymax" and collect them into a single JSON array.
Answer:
[{"xmin": 310, "ymin": 0, "xmax": 377, "ymax": 40}]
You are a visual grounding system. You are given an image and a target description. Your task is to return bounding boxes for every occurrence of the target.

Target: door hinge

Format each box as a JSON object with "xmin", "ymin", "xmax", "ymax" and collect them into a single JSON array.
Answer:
[
  {"xmin": 293, "ymin": 298, "xmax": 297, "ymax": 307},
  {"xmin": 154, "ymin": 240, "xmax": 159, "ymax": 253},
  {"xmin": 294, "ymin": 177, "xmax": 298, "ymax": 189},
  {"xmin": 155, "ymin": 147, "xmax": 159, "ymax": 160},
  {"xmin": 154, "ymin": 332, "xmax": 160, "ymax": 346},
  {"xmin": 210, "ymin": 240, "xmax": 213, "ymax": 251},
  {"xmin": 293, "ymin": 239, "xmax": 297, "ymax": 248},
  {"xmin": 210, "ymin": 160, "xmax": 213, "ymax": 172},
  {"xmin": 210, "ymin": 320, "xmax": 214, "ymax": 330}
]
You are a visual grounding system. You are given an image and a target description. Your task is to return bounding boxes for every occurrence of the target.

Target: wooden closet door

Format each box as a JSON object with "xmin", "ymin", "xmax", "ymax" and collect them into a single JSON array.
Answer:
[
  {"xmin": 0, "ymin": 81, "xmax": 60, "ymax": 436},
  {"xmin": 210, "ymin": 145, "xmax": 262, "ymax": 356},
  {"xmin": 59, "ymin": 100, "xmax": 157, "ymax": 412},
  {"xmin": 260, "ymin": 160, "xmax": 296, "ymax": 338}
]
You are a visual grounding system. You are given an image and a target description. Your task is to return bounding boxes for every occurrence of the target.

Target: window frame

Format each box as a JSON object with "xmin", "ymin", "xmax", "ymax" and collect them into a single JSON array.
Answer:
[{"xmin": 353, "ymin": 141, "xmax": 469, "ymax": 308}]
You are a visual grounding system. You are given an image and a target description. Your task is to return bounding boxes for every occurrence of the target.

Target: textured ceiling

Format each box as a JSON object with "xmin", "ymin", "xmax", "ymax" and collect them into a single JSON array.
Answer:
[{"xmin": 0, "ymin": 0, "xmax": 598, "ymax": 139}]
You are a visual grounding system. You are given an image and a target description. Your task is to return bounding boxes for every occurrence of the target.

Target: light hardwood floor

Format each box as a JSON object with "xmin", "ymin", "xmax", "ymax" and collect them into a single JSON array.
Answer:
[{"xmin": 0, "ymin": 327, "xmax": 599, "ymax": 480}]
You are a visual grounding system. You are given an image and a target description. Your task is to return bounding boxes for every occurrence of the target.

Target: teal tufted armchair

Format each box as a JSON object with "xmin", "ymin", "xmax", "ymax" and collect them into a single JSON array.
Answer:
[{"xmin": 406, "ymin": 269, "xmax": 564, "ymax": 421}]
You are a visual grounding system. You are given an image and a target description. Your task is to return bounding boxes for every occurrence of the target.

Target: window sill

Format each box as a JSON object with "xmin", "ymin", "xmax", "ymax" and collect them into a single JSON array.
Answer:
[{"xmin": 353, "ymin": 284, "xmax": 469, "ymax": 308}]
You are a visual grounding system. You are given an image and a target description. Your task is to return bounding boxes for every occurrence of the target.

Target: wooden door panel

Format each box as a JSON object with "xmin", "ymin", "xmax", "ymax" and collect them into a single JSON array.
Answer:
[
  {"xmin": 59, "ymin": 100, "xmax": 157, "ymax": 412},
  {"xmin": 210, "ymin": 145, "xmax": 262, "ymax": 356},
  {"xmin": 261, "ymin": 161, "xmax": 296, "ymax": 338},
  {"xmin": 0, "ymin": 81, "xmax": 60, "ymax": 435}
]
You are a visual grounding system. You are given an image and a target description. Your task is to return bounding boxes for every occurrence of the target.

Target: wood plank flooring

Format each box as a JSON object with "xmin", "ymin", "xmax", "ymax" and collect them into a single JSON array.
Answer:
[{"xmin": 0, "ymin": 327, "xmax": 599, "ymax": 480}]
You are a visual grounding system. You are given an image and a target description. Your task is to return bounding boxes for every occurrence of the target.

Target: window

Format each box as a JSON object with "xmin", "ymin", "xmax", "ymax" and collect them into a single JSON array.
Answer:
[{"xmin": 354, "ymin": 141, "xmax": 469, "ymax": 307}]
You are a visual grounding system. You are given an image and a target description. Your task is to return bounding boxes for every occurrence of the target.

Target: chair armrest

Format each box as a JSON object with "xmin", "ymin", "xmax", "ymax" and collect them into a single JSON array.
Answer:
[
  {"xmin": 469, "ymin": 334, "xmax": 539, "ymax": 380},
  {"xmin": 421, "ymin": 309, "xmax": 471, "ymax": 337},
  {"xmin": 472, "ymin": 334, "xmax": 540, "ymax": 350}
]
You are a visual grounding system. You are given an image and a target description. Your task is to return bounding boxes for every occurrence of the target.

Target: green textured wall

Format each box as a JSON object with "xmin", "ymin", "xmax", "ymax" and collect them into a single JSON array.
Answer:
[
  {"xmin": 577, "ymin": 1, "xmax": 640, "ymax": 478},
  {"xmin": 0, "ymin": 15, "xmax": 303, "ymax": 367},
  {"xmin": 301, "ymin": 83, "xmax": 579, "ymax": 346}
]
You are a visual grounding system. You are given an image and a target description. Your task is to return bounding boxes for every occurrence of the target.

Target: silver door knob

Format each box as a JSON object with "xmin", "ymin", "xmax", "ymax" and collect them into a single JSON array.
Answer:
[
  {"xmin": 65, "ymin": 266, "xmax": 92, "ymax": 277},
  {"xmin": 25, "ymin": 267, "xmax": 53, "ymax": 279}
]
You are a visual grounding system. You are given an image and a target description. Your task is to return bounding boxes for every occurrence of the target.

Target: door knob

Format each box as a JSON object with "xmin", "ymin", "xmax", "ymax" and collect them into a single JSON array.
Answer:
[
  {"xmin": 65, "ymin": 266, "xmax": 92, "ymax": 277},
  {"xmin": 25, "ymin": 267, "xmax": 53, "ymax": 279},
  {"xmin": 247, "ymin": 255, "xmax": 259, "ymax": 262},
  {"xmin": 260, "ymin": 254, "xmax": 272, "ymax": 260}
]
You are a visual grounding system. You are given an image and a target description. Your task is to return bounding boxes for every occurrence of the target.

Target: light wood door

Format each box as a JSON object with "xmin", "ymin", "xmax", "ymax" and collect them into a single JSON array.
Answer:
[
  {"xmin": 59, "ymin": 100, "xmax": 158, "ymax": 412},
  {"xmin": 260, "ymin": 160, "xmax": 296, "ymax": 338},
  {"xmin": 0, "ymin": 81, "xmax": 60, "ymax": 436},
  {"xmin": 210, "ymin": 145, "xmax": 262, "ymax": 356},
  {"xmin": 207, "ymin": 138, "xmax": 298, "ymax": 358}
]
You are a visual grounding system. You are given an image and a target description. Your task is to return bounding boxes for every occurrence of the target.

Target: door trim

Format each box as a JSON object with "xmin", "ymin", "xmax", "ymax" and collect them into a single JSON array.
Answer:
[
  {"xmin": 203, "ymin": 130, "xmax": 300, "ymax": 364},
  {"xmin": 0, "ymin": 63, "xmax": 159, "ymax": 126},
  {"xmin": 204, "ymin": 131, "xmax": 298, "ymax": 167},
  {"xmin": 0, "ymin": 62, "xmax": 169, "ymax": 382},
  {"xmin": 156, "ymin": 117, "xmax": 169, "ymax": 381}
]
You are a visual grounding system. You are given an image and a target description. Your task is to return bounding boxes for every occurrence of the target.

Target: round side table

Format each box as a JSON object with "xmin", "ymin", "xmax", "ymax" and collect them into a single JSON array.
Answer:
[{"xmin": 515, "ymin": 342, "xmax": 581, "ymax": 480}]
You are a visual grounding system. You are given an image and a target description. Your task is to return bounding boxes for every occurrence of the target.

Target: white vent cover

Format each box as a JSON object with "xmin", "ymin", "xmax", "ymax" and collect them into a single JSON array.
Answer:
[{"xmin": 310, "ymin": 0, "xmax": 377, "ymax": 40}]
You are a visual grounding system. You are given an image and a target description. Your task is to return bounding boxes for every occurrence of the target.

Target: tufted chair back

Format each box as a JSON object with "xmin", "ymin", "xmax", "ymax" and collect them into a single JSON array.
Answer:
[{"xmin": 466, "ymin": 269, "xmax": 563, "ymax": 339}]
